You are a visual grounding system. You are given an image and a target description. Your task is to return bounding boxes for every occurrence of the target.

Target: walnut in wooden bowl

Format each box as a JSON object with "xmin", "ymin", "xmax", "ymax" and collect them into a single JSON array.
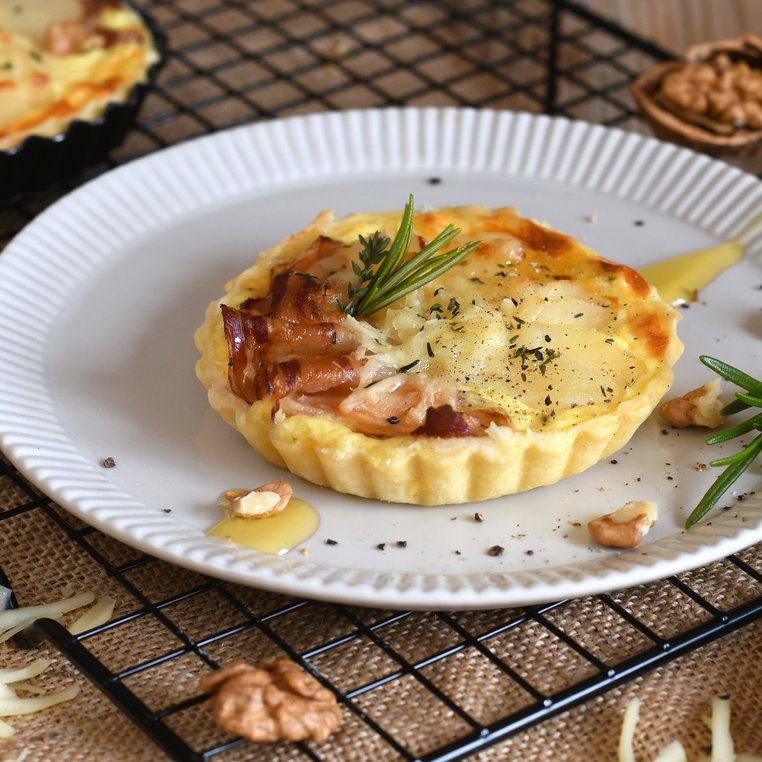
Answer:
[{"xmin": 631, "ymin": 34, "xmax": 762, "ymax": 159}]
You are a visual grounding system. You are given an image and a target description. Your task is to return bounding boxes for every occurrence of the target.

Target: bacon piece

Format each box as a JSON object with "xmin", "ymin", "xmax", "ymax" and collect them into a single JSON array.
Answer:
[
  {"xmin": 243, "ymin": 316, "xmax": 356, "ymax": 360},
  {"xmin": 221, "ymin": 305, "xmax": 265, "ymax": 403},
  {"xmin": 45, "ymin": 20, "xmax": 91, "ymax": 55},
  {"xmin": 415, "ymin": 405, "xmax": 482, "ymax": 437},
  {"xmin": 222, "ymin": 263, "xmax": 361, "ymax": 405},
  {"xmin": 279, "ymin": 389, "xmax": 352, "ymax": 417},
  {"xmin": 284, "ymin": 236, "xmax": 345, "ymax": 276},
  {"xmin": 222, "ymin": 304, "xmax": 362, "ymax": 404},
  {"xmin": 266, "ymin": 272, "xmax": 343, "ymax": 323},
  {"xmin": 262, "ymin": 357, "xmax": 359, "ymax": 400},
  {"xmin": 337, "ymin": 374, "xmax": 446, "ymax": 436},
  {"xmin": 322, "ymin": 372, "xmax": 504, "ymax": 437},
  {"xmin": 44, "ymin": 18, "xmax": 144, "ymax": 55},
  {"xmin": 83, "ymin": 0, "xmax": 123, "ymax": 17},
  {"xmin": 335, "ymin": 374, "xmax": 503, "ymax": 437}
]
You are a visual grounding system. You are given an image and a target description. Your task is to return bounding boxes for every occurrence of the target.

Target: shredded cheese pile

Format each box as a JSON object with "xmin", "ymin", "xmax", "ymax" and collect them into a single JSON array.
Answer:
[
  {"xmin": 0, "ymin": 659, "xmax": 79, "ymax": 739},
  {"xmin": 620, "ymin": 696, "xmax": 762, "ymax": 762},
  {"xmin": 0, "ymin": 590, "xmax": 115, "ymax": 737}
]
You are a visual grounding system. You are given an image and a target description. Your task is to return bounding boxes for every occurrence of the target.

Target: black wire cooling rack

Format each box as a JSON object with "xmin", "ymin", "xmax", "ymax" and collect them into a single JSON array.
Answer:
[{"xmin": 1, "ymin": 1, "xmax": 761, "ymax": 760}]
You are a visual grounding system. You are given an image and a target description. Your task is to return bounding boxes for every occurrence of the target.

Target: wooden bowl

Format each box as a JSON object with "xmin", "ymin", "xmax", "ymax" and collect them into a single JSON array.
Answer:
[{"xmin": 631, "ymin": 34, "xmax": 762, "ymax": 160}]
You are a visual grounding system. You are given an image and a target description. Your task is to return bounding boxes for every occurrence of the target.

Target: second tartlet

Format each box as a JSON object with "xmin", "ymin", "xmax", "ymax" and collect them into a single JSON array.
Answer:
[{"xmin": 0, "ymin": 0, "xmax": 165, "ymax": 201}]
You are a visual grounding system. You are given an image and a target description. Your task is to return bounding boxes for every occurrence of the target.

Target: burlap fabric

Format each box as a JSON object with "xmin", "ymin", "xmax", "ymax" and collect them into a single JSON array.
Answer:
[{"xmin": 1, "ymin": 485, "xmax": 760, "ymax": 761}]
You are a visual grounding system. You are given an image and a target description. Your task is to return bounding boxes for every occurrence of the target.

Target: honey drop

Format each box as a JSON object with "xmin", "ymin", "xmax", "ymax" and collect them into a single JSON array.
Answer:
[
  {"xmin": 208, "ymin": 498, "xmax": 319, "ymax": 555},
  {"xmin": 639, "ymin": 239, "xmax": 744, "ymax": 305}
]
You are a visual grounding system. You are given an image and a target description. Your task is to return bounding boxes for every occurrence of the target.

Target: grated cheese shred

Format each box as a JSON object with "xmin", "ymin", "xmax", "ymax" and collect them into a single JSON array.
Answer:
[
  {"xmin": 711, "ymin": 696, "xmax": 735, "ymax": 762},
  {"xmin": 0, "ymin": 592, "xmax": 95, "ymax": 643},
  {"xmin": 619, "ymin": 697, "xmax": 640, "ymax": 762},
  {"xmin": 0, "ymin": 591, "xmax": 116, "ymax": 737},
  {"xmin": 619, "ymin": 695, "xmax": 762, "ymax": 762},
  {"xmin": 68, "ymin": 596, "xmax": 116, "ymax": 636}
]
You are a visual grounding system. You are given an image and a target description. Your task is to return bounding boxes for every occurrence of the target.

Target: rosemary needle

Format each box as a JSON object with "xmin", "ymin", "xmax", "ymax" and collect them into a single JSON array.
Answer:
[
  {"xmin": 685, "ymin": 355, "xmax": 762, "ymax": 528},
  {"xmin": 340, "ymin": 194, "xmax": 481, "ymax": 318}
]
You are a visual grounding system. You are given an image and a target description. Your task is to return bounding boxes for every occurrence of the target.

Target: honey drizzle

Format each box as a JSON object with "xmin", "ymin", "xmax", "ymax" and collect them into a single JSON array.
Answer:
[
  {"xmin": 639, "ymin": 239, "xmax": 744, "ymax": 304},
  {"xmin": 639, "ymin": 212, "xmax": 762, "ymax": 305},
  {"xmin": 208, "ymin": 498, "xmax": 319, "ymax": 555}
]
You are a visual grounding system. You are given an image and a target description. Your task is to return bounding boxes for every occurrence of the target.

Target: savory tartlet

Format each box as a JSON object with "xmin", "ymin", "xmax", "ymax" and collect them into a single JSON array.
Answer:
[
  {"xmin": 195, "ymin": 204, "xmax": 683, "ymax": 505},
  {"xmin": 0, "ymin": 0, "xmax": 160, "ymax": 151}
]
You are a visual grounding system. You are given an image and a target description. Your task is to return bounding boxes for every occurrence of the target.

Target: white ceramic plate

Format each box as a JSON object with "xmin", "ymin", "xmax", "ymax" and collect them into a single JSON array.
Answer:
[{"xmin": 1, "ymin": 108, "xmax": 761, "ymax": 610}]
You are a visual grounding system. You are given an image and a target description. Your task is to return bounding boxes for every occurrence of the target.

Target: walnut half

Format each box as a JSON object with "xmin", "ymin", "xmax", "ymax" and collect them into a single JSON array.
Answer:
[
  {"xmin": 659, "ymin": 379, "xmax": 725, "ymax": 428},
  {"xmin": 200, "ymin": 659, "xmax": 342, "ymax": 743},
  {"xmin": 587, "ymin": 501, "xmax": 658, "ymax": 549}
]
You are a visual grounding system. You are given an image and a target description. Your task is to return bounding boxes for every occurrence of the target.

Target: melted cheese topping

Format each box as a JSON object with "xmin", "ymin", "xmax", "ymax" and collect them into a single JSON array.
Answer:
[
  {"xmin": 235, "ymin": 206, "xmax": 678, "ymax": 434},
  {"xmin": 0, "ymin": 1, "xmax": 158, "ymax": 150}
]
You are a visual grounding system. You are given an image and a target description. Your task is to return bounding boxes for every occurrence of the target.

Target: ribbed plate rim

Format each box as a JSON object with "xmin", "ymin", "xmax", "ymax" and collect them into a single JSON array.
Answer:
[{"xmin": 1, "ymin": 107, "xmax": 761, "ymax": 610}]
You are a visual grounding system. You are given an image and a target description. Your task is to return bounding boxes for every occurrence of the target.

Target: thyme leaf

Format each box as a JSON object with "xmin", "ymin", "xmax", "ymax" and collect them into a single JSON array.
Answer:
[{"xmin": 340, "ymin": 194, "xmax": 481, "ymax": 318}]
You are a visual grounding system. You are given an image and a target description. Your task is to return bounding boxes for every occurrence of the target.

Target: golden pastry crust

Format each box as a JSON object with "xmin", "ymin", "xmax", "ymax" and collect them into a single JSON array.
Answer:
[{"xmin": 195, "ymin": 205, "xmax": 683, "ymax": 505}]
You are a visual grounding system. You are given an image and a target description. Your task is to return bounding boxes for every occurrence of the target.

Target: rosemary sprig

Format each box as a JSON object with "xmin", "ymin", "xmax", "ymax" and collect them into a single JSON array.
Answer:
[
  {"xmin": 339, "ymin": 194, "xmax": 481, "ymax": 318},
  {"xmin": 685, "ymin": 355, "xmax": 762, "ymax": 528}
]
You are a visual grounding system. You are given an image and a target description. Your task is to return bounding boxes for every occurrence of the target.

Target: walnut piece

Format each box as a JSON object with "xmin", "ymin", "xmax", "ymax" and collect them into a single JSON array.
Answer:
[
  {"xmin": 587, "ymin": 501, "xmax": 658, "ymax": 549},
  {"xmin": 200, "ymin": 659, "xmax": 342, "ymax": 743},
  {"xmin": 659, "ymin": 379, "xmax": 725, "ymax": 428},
  {"xmin": 217, "ymin": 481, "xmax": 293, "ymax": 518}
]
